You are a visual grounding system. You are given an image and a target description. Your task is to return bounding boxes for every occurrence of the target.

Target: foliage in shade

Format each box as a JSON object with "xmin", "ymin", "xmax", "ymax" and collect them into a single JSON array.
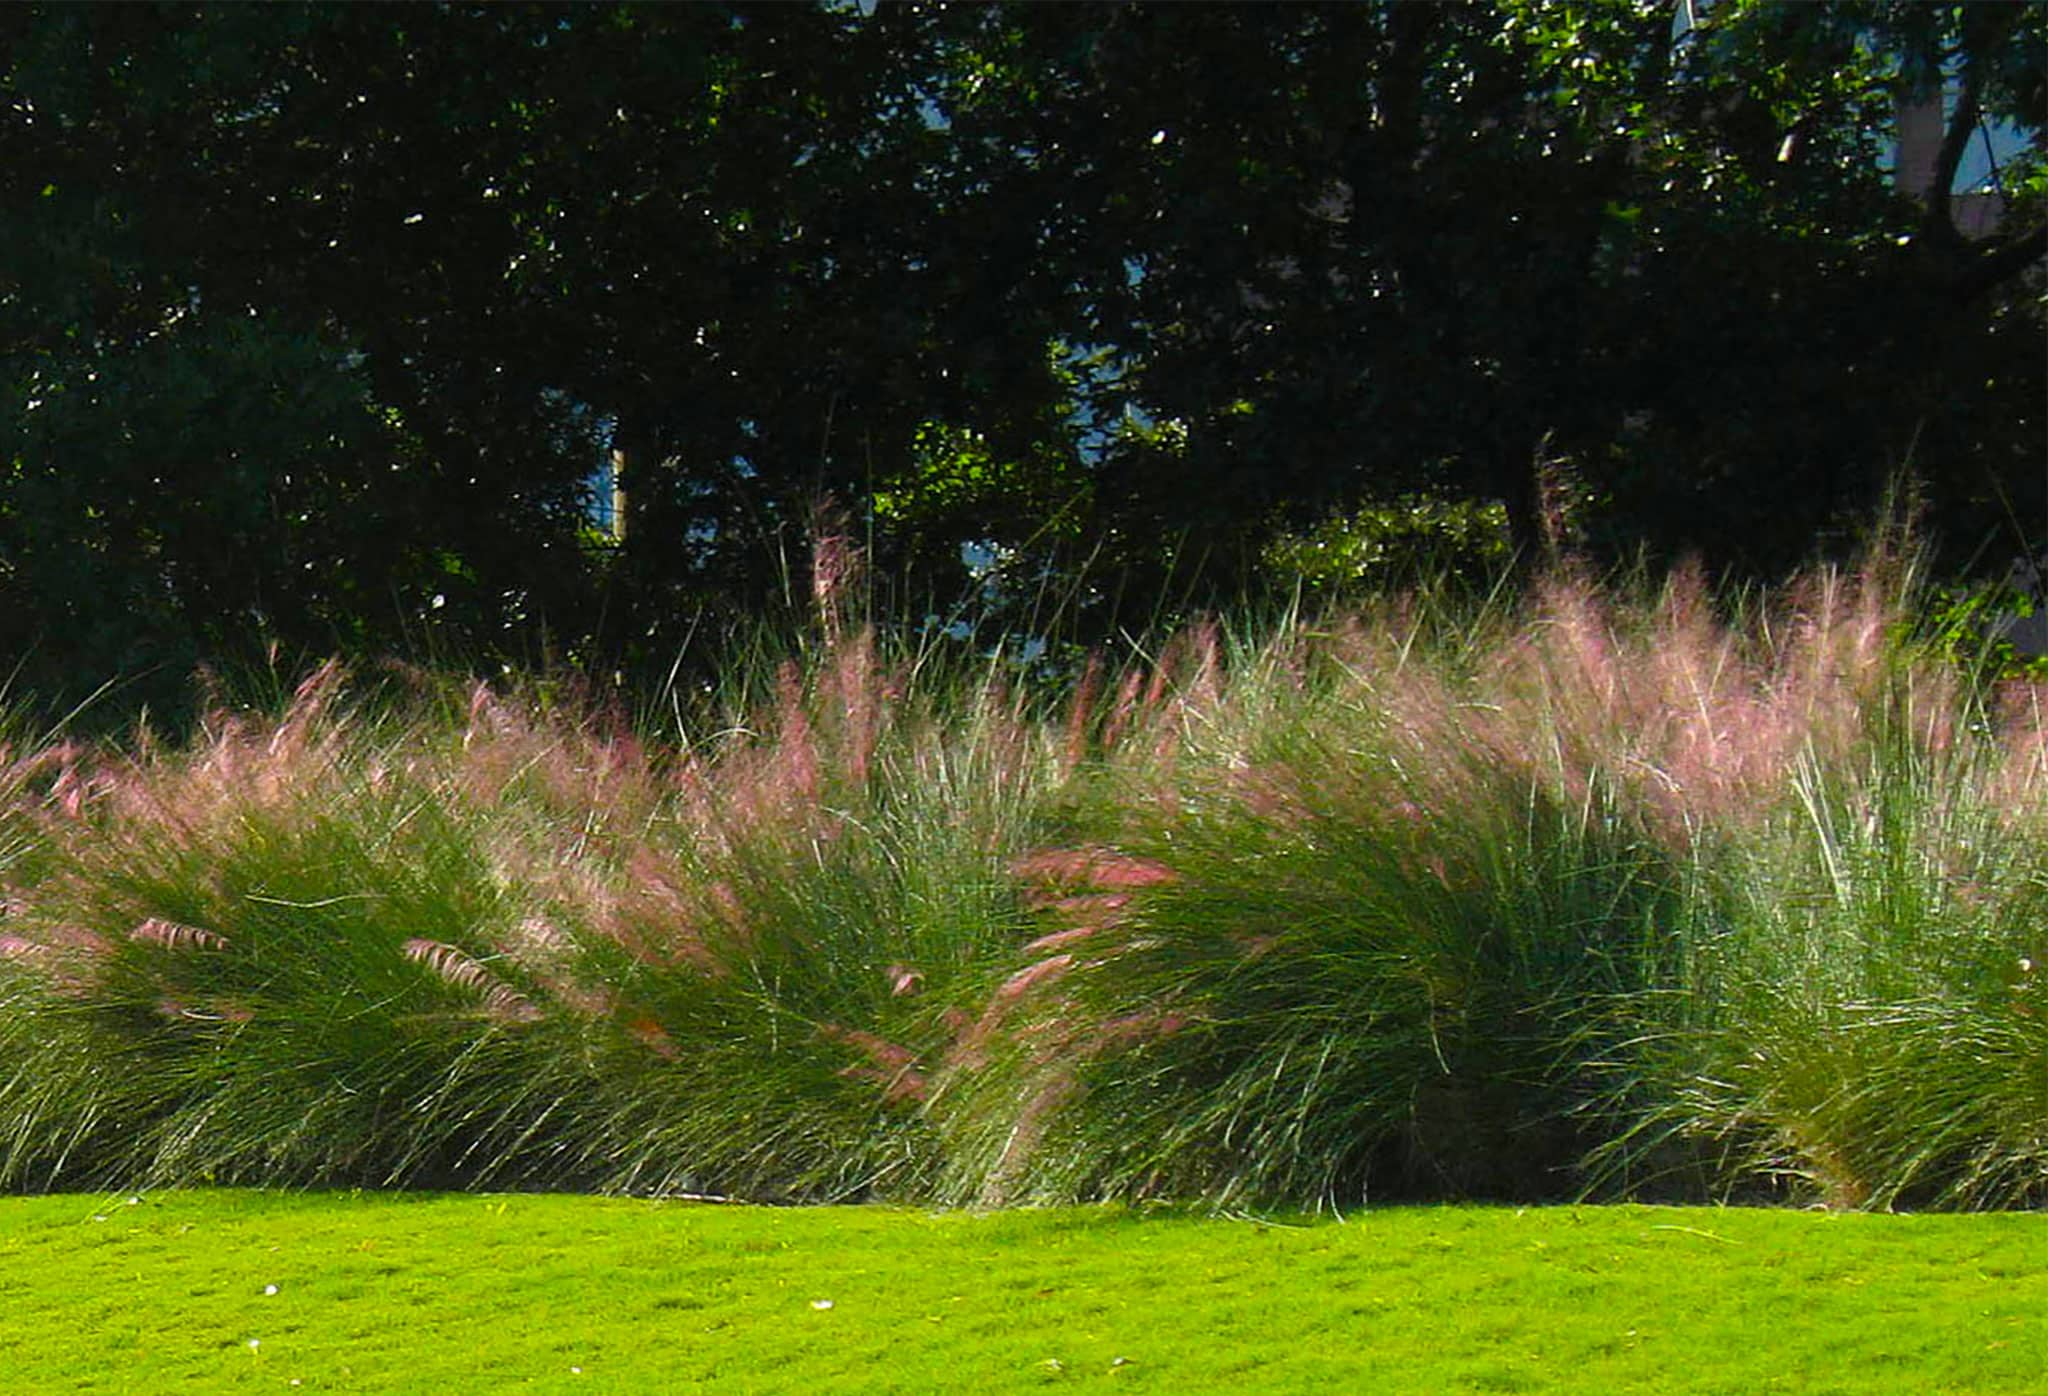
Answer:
[
  {"xmin": 0, "ymin": 544, "xmax": 2043, "ymax": 1210},
  {"xmin": 3, "ymin": 2, "xmax": 2040, "ymax": 723}
]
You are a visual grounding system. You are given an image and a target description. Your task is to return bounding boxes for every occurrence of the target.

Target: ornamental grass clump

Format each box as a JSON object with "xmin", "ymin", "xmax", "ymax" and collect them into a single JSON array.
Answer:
[
  {"xmin": 1638, "ymin": 669, "xmax": 2048, "ymax": 1208},
  {"xmin": 933, "ymin": 597, "xmax": 1701, "ymax": 1208},
  {"xmin": 936, "ymin": 548, "xmax": 2046, "ymax": 1209},
  {"xmin": 535, "ymin": 629, "xmax": 1060, "ymax": 1200},
  {"xmin": 0, "ymin": 662, "xmax": 595, "ymax": 1190},
  {"xmin": 0, "ymin": 531, "xmax": 2041, "ymax": 1209},
  {"xmin": 0, "ymin": 545, "xmax": 1067, "ymax": 1199}
]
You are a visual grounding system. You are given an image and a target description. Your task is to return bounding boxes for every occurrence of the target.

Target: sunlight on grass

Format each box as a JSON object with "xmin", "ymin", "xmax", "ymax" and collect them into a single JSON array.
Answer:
[{"xmin": 0, "ymin": 1193, "xmax": 2040, "ymax": 1393}]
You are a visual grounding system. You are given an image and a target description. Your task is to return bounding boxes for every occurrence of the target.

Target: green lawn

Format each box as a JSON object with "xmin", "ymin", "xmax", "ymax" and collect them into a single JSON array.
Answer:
[{"xmin": 2, "ymin": 1194, "xmax": 2040, "ymax": 1392}]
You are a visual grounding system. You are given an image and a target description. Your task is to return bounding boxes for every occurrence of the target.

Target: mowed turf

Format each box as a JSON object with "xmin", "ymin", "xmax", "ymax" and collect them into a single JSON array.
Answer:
[{"xmin": 1, "ymin": 1194, "xmax": 2040, "ymax": 1393}]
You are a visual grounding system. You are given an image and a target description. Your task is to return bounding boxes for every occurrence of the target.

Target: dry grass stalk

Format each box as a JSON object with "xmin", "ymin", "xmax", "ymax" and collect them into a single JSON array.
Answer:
[{"xmin": 401, "ymin": 937, "xmax": 543, "ymax": 1024}]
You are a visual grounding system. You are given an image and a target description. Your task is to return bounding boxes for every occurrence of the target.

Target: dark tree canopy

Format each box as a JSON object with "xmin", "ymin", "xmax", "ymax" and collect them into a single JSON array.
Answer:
[{"xmin": 2, "ymin": 1, "xmax": 2041, "ymax": 718}]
